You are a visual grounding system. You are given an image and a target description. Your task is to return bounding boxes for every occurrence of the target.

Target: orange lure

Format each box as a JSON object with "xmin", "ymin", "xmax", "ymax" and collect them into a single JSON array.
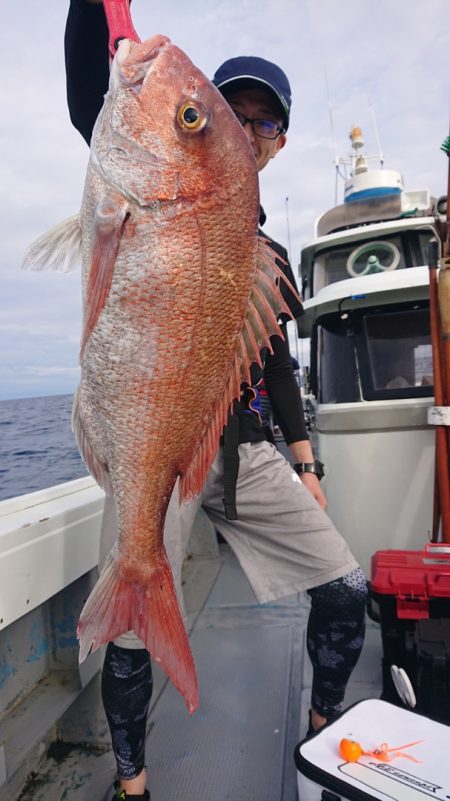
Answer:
[{"xmin": 339, "ymin": 737, "xmax": 423, "ymax": 764}]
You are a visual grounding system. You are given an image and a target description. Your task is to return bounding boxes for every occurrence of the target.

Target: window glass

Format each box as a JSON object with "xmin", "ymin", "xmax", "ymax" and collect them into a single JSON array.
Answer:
[
  {"xmin": 417, "ymin": 230, "xmax": 437, "ymax": 265},
  {"xmin": 315, "ymin": 303, "xmax": 433, "ymax": 404},
  {"xmin": 317, "ymin": 316, "xmax": 361, "ymax": 403},
  {"xmin": 363, "ymin": 308, "xmax": 433, "ymax": 394},
  {"xmin": 314, "ymin": 235, "xmax": 407, "ymax": 286}
]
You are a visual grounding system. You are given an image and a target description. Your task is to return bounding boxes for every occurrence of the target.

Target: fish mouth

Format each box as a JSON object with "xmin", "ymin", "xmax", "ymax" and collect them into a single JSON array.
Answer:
[{"xmin": 114, "ymin": 35, "xmax": 171, "ymax": 88}]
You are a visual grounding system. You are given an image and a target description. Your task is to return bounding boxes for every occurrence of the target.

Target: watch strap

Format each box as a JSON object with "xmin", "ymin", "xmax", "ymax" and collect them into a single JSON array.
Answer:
[{"xmin": 293, "ymin": 460, "xmax": 325, "ymax": 480}]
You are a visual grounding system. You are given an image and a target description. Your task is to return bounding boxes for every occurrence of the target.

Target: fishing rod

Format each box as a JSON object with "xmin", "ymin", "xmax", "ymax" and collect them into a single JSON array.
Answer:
[
  {"xmin": 23, "ymin": 447, "xmax": 86, "ymax": 487},
  {"xmin": 429, "ymin": 129, "xmax": 450, "ymax": 542},
  {"xmin": 439, "ymin": 131, "xmax": 450, "ymax": 542},
  {"xmin": 428, "ymin": 239, "xmax": 450, "ymax": 540},
  {"xmin": 103, "ymin": 0, "xmax": 140, "ymax": 57}
]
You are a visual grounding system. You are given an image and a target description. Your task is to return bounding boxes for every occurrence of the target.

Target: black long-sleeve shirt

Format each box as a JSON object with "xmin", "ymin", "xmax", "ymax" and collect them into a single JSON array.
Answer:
[{"xmin": 64, "ymin": 0, "xmax": 308, "ymax": 446}]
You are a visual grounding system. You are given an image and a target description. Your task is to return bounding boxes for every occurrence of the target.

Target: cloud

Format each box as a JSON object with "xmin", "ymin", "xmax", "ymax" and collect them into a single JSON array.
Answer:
[
  {"xmin": 23, "ymin": 366, "xmax": 80, "ymax": 378},
  {"xmin": 0, "ymin": 322, "xmax": 79, "ymax": 338}
]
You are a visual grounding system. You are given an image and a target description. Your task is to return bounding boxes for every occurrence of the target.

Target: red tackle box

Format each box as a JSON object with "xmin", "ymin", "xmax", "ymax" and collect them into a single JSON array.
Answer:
[{"xmin": 370, "ymin": 544, "xmax": 450, "ymax": 721}]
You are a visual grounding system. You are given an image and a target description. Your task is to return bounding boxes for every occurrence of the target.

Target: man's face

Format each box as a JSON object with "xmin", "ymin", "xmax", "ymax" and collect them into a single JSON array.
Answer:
[{"xmin": 224, "ymin": 87, "xmax": 287, "ymax": 172}]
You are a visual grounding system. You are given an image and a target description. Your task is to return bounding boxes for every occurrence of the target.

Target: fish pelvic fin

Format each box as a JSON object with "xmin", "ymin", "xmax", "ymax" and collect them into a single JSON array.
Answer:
[
  {"xmin": 77, "ymin": 549, "xmax": 199, "ymax": 714},
  {"xmin": 22, "ymin": 215, "xmax": 82, "ymax": 273},
  {"xmin": 71, "ymin": 389, "xmax": 113, "ymax": 493},
  {"xmin": 179, "ymin": 236, "xmax": 301, "ymax": 502}
]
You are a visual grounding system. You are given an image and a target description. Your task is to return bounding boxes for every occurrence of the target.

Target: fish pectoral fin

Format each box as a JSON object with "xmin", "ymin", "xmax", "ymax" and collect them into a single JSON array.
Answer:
[
  {"xmin": 80, "ymin": 199, "xmax": 130, "ymax": 357},
  {"xmin": 72, "ymin": 389, "xmax": 113, "ymax": 493},
  {"xmin": 22, "ymin": 214, "xmax": 82, "ymax": 273},
  {"xmin": 77, "ymin": 549, "xmax": 198, "ymax": 714}
]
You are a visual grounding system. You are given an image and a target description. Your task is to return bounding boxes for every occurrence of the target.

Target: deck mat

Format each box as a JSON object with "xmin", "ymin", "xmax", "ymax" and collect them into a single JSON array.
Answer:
[{"xmin": 143, "ymin": 550, "xmax": 308, "ymax": 801}]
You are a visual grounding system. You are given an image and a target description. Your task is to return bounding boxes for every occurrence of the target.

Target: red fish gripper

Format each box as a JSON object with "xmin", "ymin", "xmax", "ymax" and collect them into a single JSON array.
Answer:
[{"xmin": 103, "ymin": 0, "xmax": 141, "ymax": 58}]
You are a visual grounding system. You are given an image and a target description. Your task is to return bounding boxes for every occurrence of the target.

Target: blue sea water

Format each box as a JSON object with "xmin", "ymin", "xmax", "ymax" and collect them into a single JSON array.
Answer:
[{"xmin": 0, "ymin": 394, "xmax": 88, "ymax": 502}]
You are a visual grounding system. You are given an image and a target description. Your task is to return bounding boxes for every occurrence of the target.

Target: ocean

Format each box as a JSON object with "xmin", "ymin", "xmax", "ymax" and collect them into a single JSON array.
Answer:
[{"xmin": 0, "ymin": 394, "xmax": 88, "ymax": 503}]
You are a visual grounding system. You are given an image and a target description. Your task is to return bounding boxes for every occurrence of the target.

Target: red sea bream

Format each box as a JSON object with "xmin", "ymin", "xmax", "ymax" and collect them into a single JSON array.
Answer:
[{"xmin": 23, "ymin": 34, "xmax": 296, "ymax": 713}]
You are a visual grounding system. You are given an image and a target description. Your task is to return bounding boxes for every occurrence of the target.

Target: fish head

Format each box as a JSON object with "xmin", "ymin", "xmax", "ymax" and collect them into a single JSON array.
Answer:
[{"xmin": 92, "ymin": 35, "xmax": 259, "ymax": 212}]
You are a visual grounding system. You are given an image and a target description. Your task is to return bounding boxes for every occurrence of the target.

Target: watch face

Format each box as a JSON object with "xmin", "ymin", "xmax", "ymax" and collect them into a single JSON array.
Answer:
[{"xmin": 315, "ymin": 461, "xmax": 325, "ymax": 480}]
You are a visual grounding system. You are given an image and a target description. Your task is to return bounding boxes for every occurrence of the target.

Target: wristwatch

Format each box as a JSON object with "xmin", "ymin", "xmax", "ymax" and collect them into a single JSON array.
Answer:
[{"xmin": 293, "ymin": 460, "xmax": 325, "ymax": 481}]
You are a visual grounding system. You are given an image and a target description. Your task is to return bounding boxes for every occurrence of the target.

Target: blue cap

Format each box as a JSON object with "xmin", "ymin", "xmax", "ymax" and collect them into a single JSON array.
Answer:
[{"xmin": 212, "ymin": 56, "xmax": 291, "ymax": 130}]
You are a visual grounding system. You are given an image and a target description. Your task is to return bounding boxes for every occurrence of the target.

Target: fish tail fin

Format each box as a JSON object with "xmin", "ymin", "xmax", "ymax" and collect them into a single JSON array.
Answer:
[{"xmin": 77, "ymin": 550, "xmax": 198, "ymax": 713}]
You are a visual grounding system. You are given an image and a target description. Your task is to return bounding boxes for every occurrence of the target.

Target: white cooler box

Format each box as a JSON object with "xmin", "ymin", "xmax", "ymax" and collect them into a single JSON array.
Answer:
[{"xmin": 294, "ymin": 698, "xmax": 450, "ymax": 801}]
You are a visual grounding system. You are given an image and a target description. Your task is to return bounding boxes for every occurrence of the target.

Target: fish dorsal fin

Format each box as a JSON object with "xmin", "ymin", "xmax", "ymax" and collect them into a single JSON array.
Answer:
[
  {"xmin": 80, "ymin": 200, "xmax": 130, "ymax": 358},
  {"xmin": 22, "ymin": 215, "xmax": 82, "ymax": 273},
  {"xmin": 179, "ymin": 236, "xmax": 300, "ymax": 502}
]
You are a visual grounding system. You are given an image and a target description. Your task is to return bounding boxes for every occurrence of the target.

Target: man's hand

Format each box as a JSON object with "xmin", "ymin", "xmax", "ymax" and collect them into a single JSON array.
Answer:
[
  {"xmin": 300, "ymin": 471, "xmax": 327, "ymax": 510},
  {"xmin": 288, "ymin": 439, "xmax": 327, "ymax": 509}
]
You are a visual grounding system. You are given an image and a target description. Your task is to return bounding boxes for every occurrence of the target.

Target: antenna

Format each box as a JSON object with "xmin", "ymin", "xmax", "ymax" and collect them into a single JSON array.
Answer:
[
  {"xmin": 368, "ymin": 96, "xmax": 384, "ymax": 167},
  {"xmin": 325, "ymin": 67, "xmax": 340, "ymax": 205},
  {"xmin": 285, "ymin": 196, "xmax": 292, "ymax": 263}
]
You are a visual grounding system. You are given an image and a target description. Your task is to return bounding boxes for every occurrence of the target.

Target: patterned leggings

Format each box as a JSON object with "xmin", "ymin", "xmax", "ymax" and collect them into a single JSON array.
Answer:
[
  {"xmin": 307, "ymin": 566, "xmax": 368, "ymax": 719},
  {"xmin": 101, "ymin": 567, "xmax": 368, "ymax": 779},
  {"xmin": 101, "ymin": 643, "xmax": 153, "ymax": 780}
]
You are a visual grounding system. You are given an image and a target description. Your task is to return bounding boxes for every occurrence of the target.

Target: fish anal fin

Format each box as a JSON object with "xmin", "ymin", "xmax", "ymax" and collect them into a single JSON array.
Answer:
[
  {"xmin": 80, "ymin": 200, "xmax": 130, "ymax": 358},
  {"xmin": 22, "ymin": 215, "xmax": 82, "ymax": 273},
  {"xmin": 180, "ymin": 403, "xmax": 225, "ymax": 502},
  {"xmin": 77, "ymin": 549, "xmax": 198, "ymax": 714}
]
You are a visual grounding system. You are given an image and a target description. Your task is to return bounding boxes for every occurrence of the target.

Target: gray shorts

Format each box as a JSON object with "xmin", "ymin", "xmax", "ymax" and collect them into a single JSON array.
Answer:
[{"xmin": 99, "ymin": 441, "xmax": 358, "ymax": 649}]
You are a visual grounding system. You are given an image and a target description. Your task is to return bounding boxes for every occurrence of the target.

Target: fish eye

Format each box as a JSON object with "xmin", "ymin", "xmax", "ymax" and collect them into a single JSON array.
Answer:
[{"xmin": 176, "ymin": 102, "xmax": 207, "ymax": 132}]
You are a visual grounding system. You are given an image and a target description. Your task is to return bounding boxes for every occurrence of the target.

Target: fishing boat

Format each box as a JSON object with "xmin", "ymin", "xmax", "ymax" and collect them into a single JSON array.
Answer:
[{"xmin": 298, "ymin": 124, "xmax": 448, "ymax": 576}]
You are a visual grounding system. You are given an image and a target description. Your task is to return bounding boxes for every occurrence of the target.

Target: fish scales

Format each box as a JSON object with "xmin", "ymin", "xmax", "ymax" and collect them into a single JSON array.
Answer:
[{"xmin": 22, "ymin": 34, "xmax": 297, "ymax": 713}]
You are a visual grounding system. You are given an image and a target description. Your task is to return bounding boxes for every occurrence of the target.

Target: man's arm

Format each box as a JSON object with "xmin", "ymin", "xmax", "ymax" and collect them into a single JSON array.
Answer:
[
  {"xmin": 64, "ymin": 0, "xmax": 110, "ymax": 144},
  {"xmin": 264, "ymin": 330, "xmax": 327, "ymax": 509}
]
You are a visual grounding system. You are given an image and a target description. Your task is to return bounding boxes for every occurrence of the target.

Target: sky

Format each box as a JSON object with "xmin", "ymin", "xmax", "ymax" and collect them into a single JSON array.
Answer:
[{"xmin": 1, "ymin": 0, "xmax": 449, "ymax": 400}]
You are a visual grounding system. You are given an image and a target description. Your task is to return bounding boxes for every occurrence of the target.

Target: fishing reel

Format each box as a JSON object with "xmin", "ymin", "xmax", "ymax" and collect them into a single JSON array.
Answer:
[{"xmin": 346, "ymin": 240, "xmax": 401, "ymax": 277}]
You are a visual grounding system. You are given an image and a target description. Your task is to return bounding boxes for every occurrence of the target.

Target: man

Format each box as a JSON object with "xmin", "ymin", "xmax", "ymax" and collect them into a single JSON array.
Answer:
[{"xmin": 65, "ymin": 3, "xmax": 368, "ymax": 798}]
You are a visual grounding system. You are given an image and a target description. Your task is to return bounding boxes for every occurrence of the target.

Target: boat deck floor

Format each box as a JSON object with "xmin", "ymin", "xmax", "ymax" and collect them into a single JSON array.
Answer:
[{"xmin": 125, "ymin": 545, "xmax": 382, "ymax": 801}]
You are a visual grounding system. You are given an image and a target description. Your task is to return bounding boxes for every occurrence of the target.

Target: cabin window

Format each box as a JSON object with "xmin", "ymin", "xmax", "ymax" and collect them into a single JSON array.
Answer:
[
  {"xmin": 314, "ymin": 302, "xmax": 433, "ymax": 404},
  {"xmin": 313, "ymin": 234, "xmax": 406, "ymax": 288},
  {"xmin": 316, "ymin": 316, "xmax": 361, "ymax": 403},
  {"xmin": 417, "ymin": 230, "xmax": 438, "ymax": 265},
  {"xmin": 359, "ymin": 305, "xmax": 433, "ymax": 399},
  {"xmin": 311, "ymin": 229, "xmax": 435, "ymax": 292}
]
